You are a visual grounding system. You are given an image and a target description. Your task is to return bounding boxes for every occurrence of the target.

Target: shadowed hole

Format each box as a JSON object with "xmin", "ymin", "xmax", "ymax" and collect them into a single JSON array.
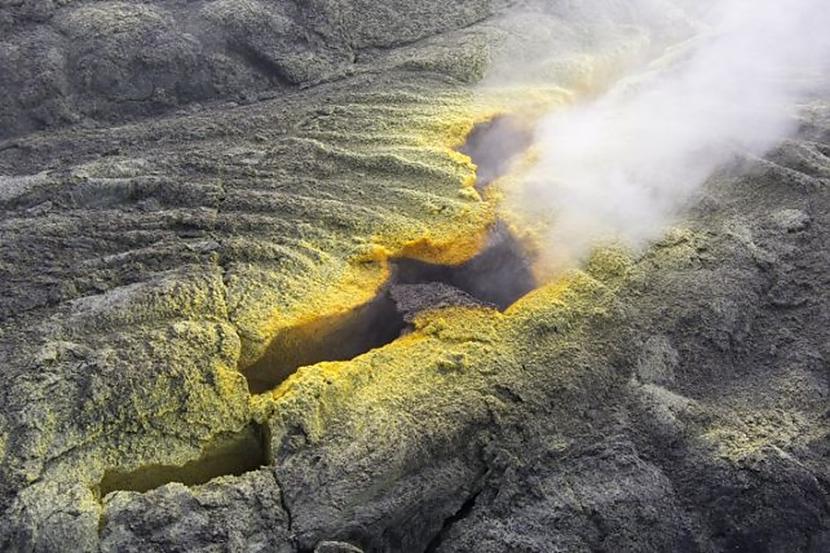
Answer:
[
  {"xmin": 394, "ymin": 221, "xmax": 536, "ymax": 310},
  {"xmin": 459, "ymin": 115, "xmax": 534, "ymax": 191},
  {"xmin": 241, "ymin": 223, "xmax": 536, "ymax": 394},
  {"xmin": 243, "ymin": 292, "xmax": 407, "ymax": 394},
  {"xmin": 240, "ymin": 117, "xmax": 537, "ymax": 394},
  {"xmin": 98, "ymin": 422, "xmax": 270, "ymax": 496}
]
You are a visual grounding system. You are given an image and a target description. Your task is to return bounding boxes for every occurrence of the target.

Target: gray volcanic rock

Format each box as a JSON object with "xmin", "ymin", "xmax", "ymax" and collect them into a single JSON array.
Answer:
[
  {"xmin": 390, "ymin": 282, "xmax": 495, "ymax": 322},
  {"xmin": 100, "ymin": 471, "xmax": 291, "ymax": 553},
  {"xmin": 315, "ymin": 542, "xmax": 365, "ymax": 553},
  {"xmin": 0, "ymin": 0, "xmax": 496, "ymax": 140},
  {"xmin": 433, "ymin": 437, "xmax": 704, "ymax": 552}
]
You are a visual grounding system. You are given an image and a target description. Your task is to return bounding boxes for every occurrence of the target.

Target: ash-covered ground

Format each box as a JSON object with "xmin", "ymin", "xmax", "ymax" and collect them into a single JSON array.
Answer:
[{"xmin": 1, "ymin": 1, "xmax": 829, "ymax": 552}]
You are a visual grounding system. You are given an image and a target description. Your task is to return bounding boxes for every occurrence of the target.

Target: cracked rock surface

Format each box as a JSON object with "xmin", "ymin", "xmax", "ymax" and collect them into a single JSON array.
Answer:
[{"xmin": 2, "ymin": 1, "xmax": 830, "ymax": 552}]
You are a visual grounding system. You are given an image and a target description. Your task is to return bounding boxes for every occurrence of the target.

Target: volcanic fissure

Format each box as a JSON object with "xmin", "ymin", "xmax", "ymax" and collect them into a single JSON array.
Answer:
[
  {"xmin": 98, "ymin": 422, "xmax": 270, "ymax": 496},
  {"xmin": 241, "ymin": 115, "xmax": 537, "ymax": 395},
  {"xmin": 94, "ymin": 117, "xmax": 535, "ymax": 498}
]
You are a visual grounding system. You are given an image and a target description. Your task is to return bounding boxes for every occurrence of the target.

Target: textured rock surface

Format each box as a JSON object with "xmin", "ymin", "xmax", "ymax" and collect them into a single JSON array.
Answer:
[
  {"xmin": 100, "ymin": 472, "xmax": 291, "ymax": 553},
  {"xmin": 0, "ymin": 0, "xmax": 497, "ymax": 140},
  {"xmin": 1, "ymin": 1, "xmax": 829, "ymax": 552}
]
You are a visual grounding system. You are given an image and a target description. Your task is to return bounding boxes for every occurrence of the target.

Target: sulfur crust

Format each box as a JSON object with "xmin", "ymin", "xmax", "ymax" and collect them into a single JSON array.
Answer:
[
  {"xmin": 236, "ymin": 85, "xmax": 571, "ymax": 372},
  {"xmin": 44, "ymin": 82, "xmax": 587, "ymax": 492},
  {"xmin": 22, "ymin": 80, "xmax": 608, "ymax": 498},
  {"xmin": 250, "ymin": 264, "xmax": 625, "ymax": 429}
]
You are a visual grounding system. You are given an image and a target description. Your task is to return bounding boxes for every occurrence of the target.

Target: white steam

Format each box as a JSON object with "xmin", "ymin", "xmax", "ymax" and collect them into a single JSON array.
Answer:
[{"xmin": 518, "ymin": 0, "xmax": 830, "ymax": 268}]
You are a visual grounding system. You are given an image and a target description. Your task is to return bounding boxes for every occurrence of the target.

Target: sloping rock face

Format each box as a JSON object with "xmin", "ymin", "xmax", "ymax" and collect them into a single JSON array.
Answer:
[
  {"xmin": 2, "ymin": 1, "xmax": 829, "ymax": 552},
  {"xmin": 0, "ymin": 0, "xmax": 496, "ymax": 140}
]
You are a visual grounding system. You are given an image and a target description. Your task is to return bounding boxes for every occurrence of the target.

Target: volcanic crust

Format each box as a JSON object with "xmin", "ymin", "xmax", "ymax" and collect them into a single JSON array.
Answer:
[{"xmin": 1, "ymin": 1, "xmax": 830, "ymax": 552}]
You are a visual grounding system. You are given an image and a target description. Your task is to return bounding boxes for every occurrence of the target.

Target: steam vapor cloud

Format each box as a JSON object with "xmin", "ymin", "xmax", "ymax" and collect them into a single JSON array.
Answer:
[{"xmin": 519, "ymin": 0, "xmax": 830, "ymax": 268}]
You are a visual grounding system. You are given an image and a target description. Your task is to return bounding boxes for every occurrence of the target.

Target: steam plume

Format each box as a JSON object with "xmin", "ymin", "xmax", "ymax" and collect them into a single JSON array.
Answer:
[{"xmin": 512, "ymin": 0, "xmax": 830, "ymax": 269}]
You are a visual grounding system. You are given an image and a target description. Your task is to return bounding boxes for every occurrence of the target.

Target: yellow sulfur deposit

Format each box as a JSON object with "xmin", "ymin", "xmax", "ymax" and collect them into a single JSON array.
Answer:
[{"xmin": 234, "ymin": 85, "xmax": 571, "ymax": 375}]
